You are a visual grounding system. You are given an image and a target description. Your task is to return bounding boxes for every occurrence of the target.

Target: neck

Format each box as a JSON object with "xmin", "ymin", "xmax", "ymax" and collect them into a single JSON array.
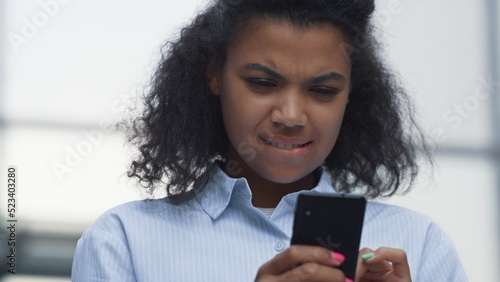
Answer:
[{"xmin": 222, "ymin": 149, "xmax": 317, "ymax": 208}]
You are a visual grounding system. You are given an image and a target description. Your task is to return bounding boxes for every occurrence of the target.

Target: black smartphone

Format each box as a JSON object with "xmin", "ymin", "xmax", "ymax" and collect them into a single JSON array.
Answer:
[{"xmin": 291, "ymin": 192, "xmax": 366, "ymax": 280}]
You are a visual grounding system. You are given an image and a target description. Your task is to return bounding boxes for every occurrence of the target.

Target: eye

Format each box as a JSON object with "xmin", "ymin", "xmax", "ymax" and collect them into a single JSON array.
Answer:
[
  {"xmin": 247, "ymin": 79, "xmax": 278, "ymax": 91},
  {"xmin": 309, "ymin": 87, "xmax": 340, "ymax": 99}
]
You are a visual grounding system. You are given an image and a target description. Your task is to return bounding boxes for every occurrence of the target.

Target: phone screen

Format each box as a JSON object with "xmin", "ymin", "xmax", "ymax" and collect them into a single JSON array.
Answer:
[{"xmin": 291, "ymin": 192, "xmax": 366, "ymax": 280}]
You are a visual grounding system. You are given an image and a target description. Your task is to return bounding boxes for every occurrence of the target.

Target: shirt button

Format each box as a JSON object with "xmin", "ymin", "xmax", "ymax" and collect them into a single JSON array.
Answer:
[{"xmin": 274, "ymin": 241, "xmax": 285, "ymax": 252}]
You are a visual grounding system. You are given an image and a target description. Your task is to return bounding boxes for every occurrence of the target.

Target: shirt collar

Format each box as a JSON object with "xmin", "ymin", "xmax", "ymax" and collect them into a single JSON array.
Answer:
[{"xmin": 194, "ymin": 162, "xmax": 338, "ymax": 220}]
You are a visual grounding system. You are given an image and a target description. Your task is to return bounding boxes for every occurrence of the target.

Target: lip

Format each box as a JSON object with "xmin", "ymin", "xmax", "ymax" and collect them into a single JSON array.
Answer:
[
  {"xmin": 259, "ymin": 134, "xmax": 312, "ymax": 156},
  {"xmin": 259, "ymin": 134, "xmax": 310, "ymax": 145}
]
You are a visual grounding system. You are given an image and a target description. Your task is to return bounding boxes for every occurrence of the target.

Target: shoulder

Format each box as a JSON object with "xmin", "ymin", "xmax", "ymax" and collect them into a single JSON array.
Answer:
[
  {"xmin": 362, "ymin": 201, "xmax": 449, "ymax": 248},
  {"xmin": 92, "ymin": 200, "xmax": 158, "ymax": 226},
  {"xmin": 83, "ymin": 197, "xmax": 200, "ymax": 238},
  {"xmin": 73, "ymin": 200, "xmax": 167, "ymax": 281},
  {"xmin": 365, "ymin": 201, "xmax": 435, "ymax": 228}
]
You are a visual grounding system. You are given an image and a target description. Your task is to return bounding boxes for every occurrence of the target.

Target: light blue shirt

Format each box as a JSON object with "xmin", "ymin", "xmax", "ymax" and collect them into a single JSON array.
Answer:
[{"xmin": 72, "ymin": 163, "xmax": 468, "ymax": 281}]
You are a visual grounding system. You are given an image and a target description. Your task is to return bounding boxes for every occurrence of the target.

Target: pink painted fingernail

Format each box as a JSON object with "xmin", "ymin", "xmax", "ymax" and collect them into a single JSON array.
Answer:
[
  {"xmin": 345, "ymin": 279, "xmax": 353, "ymax": 282},
  {"xmin": 332, "ymin": 252, "xmax": 345, "ymax": 263}
]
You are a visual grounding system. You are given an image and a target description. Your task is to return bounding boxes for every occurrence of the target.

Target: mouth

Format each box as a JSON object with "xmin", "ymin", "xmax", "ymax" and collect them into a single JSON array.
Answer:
[{"xmin": 259, "ymin": 136, "xmax": 311, "ymax": 150}]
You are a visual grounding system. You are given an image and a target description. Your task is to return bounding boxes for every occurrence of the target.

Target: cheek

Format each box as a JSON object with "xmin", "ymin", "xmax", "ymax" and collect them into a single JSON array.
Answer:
[
  {"xmin": 219, "ymin": 92, "xmax": 261, "ymax": 144},
  {"xmin": 219, "ymin": 79, "xmax": 271, "ymax": 137},
  {"xmin": 316, "ymin": 106, "xmax": 347, "ymax": 150}
]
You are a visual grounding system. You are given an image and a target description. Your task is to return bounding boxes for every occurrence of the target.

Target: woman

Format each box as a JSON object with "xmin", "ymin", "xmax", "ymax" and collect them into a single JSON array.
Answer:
[{"xmin": 72, "ymin": 0, "xmax": 467, "ymax": 281}]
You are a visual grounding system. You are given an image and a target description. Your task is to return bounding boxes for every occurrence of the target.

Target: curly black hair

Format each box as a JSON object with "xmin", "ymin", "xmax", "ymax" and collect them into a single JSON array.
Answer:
[{"xmin": 126, "ymin": 0, "xmax": 430, "ymax": 202}]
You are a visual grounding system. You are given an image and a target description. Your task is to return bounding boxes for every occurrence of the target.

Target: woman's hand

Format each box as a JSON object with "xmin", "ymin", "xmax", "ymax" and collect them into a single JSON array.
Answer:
[
  {"xmin": 255, "ymin": 245, "xmax": 351, "ymax": 282},
  {"xmin": 355, "ymin": 247, "xmax": 411, "ymax": 282}
]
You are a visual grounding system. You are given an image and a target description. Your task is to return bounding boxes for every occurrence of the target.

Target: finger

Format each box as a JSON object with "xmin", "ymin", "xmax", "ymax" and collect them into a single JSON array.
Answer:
[
  {"xmin": 363, "ymin": 247, "xmax": 410, "ymax": 278},
  {"xmin": 358, "ymin": 265, "xmax": 392, "ymax": 282},
  {"xmin": 355, "ymin": 248, "xmax": 394, "ymax": 281},
  {"xmin": 361, "ymin": 254, "xmax": 392, "ymax": 274},
  {"xmin": 280, "ymin": 262, "xmax": 346, "ymax": 282},
  {"xmin": 355, "ymin": 248, "xmax": 374, "ymax": 281},
  {"xmin": 259, "ymin": 245, "xmax": 342, "ymax": 276}
]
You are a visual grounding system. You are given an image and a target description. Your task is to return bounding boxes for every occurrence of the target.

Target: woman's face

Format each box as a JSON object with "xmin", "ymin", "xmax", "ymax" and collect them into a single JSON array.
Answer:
[{"xmin": 209, "ymin": 18, "xmax": 351, "ymax": 185}]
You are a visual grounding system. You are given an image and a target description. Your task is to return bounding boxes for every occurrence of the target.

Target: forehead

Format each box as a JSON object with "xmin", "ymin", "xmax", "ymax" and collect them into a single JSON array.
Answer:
[
  {"xmin": 235, "ymin": 17, "xmax": 348, "ymax": 45},
  {"xmin": 225, "ymin": 17, "xmax": 352, "ymax": 77}
]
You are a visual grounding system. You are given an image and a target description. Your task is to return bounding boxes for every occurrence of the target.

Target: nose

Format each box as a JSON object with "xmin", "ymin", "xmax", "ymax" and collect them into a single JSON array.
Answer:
[{"xmin": 270, "ymin": 90, "xmax": 307, "ymax": 128}]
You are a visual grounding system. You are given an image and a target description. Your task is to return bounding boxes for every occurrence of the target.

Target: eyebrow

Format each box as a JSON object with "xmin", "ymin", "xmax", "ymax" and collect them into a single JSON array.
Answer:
[
  {"xmin": 244, "ymin": 63, "xmax": 284, "ymax": 79},
  {"xmin": 309, "ymin": 72, "xmax": 345, "ymax": 83},
  {"xmin": 243, "ymin": 63, "xmax": 345, "ymax": 83}
]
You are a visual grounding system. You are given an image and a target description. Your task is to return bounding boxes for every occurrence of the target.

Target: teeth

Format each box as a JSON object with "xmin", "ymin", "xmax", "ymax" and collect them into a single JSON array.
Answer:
[{"xmin": 268, "ymin": 140, "xmax": 305, "ymax": 150}]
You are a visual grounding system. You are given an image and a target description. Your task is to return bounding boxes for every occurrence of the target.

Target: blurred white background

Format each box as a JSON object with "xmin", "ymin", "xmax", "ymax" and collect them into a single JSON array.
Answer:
[{"xmin": 0, "ymin": 0, "xmax": 498, "ymax": 281}]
